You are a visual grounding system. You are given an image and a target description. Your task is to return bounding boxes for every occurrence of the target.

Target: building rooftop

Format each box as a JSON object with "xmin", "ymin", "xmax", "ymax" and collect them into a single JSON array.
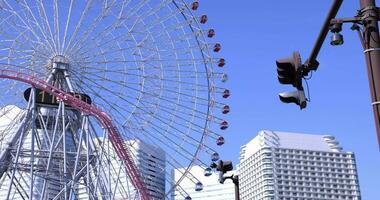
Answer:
[{"xmin": 240, "ymin": 130, "xmax": 344, "ymax": 162}]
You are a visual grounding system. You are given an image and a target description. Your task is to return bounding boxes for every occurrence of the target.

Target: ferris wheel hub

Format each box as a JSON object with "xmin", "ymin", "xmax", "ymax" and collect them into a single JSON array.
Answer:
[{"xmin": 48, "ymin": 55, "xmax": 70, "ymax": 70}]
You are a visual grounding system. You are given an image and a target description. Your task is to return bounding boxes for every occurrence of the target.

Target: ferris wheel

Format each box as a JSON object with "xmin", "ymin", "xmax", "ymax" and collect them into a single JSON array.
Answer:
[{"xmin": 0, "ymin": 0, "xmax": 229, "ymax": 200}]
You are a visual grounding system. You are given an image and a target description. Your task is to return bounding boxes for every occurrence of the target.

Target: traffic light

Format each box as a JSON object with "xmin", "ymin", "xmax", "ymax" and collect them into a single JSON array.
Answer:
[
  {"xmin": 279, "ymin": 89, "xmax": 307, "ymax": 109},
  {"xmin": 276, "ymin": 51, "xmax": 307, "ymax": 109},
  {"xmin": 216, "ymin": 160, "xmax": 233, "ymax": 173},
  {"xmin": 276, "ymin": 51, "xmax": 302, "ymax": 87},
  {"xmin": 216, "ymin": 160, "xmax": 233, "ymax": 184}
]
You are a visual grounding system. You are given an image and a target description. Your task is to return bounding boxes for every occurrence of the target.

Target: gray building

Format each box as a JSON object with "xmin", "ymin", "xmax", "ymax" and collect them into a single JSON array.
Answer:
[{"xmin": 238, "ymin": 130, "xmax": 361, "ymax": 200}]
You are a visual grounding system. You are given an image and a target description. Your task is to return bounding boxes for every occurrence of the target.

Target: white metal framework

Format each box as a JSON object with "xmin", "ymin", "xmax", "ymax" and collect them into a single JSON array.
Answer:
[{"xmin": 0, "ymin": 0, "xmax": 229, "ymax": 199}]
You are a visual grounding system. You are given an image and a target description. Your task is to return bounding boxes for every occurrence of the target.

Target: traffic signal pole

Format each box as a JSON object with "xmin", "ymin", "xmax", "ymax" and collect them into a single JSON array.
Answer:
[
  {"xmin": 233, "ymin": 175, "xmax": 240, "ymax": 200},
  {"xmin": 360, "ymin": 0, "xmax": 380, "ymax": 147},
  {"xmin": 217, "ymin": 160, "xmax": 240, "ymax": 200},
  {"xmin": 276, "ymin": 0, "xmax": 380, "ymax": 148},
  {"xmin": 305, "ymin": 0, "xmax": 343, "ymax": 69}
]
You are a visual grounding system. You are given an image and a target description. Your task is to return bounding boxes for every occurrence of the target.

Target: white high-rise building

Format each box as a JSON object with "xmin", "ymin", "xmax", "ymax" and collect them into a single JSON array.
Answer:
[
  {"xmin": 172, "ymin": 166, "xmax": 236, "ymax": 200},
  {"xmin": 238, "ymin": 130, "xmax": 361, "ymax": 200}
]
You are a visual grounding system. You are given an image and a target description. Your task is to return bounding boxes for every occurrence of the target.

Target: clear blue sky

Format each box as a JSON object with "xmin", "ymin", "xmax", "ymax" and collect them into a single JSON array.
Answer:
[{"xmin": 200, "ymin": 1, "xmax": 380, "ymax": 199}]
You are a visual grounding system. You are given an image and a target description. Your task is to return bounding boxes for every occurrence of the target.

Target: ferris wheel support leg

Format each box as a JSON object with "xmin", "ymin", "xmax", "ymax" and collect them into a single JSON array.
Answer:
[
  {"xmin": 86, "ymin": 120, "xmax": 102, "ymax": 197},
  {"xmin": 6, "ymin": 89, "xmax": 36, "ymax": 200},
  {"xmin": 107, "ymin": 131, "xmax": 112, "ymax": 199},
  {"xmin": 84, "ymin": 120, "xmax": 112, "ymax": 199},
  {"xmin": 112, "ymin": 161, "xmax": 123, "ymax": 199},
  {"xmin": 29, "ymin": 88, "xmax": 37, "ymax": 200},
  {"xmin": 0, "ymin": 99, "xmax": 33, "ymax": 180},
  {"xmin": 45, "ymin": 68, "xmax": 57, "ymax": 83},
  {"xmin": 92, "ymin": 128, "xmax": 109, "ymax": 195},
  {"xmin": 63, "ymin": 70, "xmax": 75, "ymax": 93},
  {"xmin": 85, "ymin": 116, "xmax": 91, "ymax": 198},
  {"xmin": 68, "ymin": 115, "xmax": 86, "ymax": 200},
  {"xmin": 52, "ymin": 167, "xmax": 90, "ymax": 200},
  {"xmin": 62, "ymin": 102, "xmax": 68, "ymax": 200},
  {"xmin": 40, "ymin": 102, "xmax": 63, "ymax": 200}
]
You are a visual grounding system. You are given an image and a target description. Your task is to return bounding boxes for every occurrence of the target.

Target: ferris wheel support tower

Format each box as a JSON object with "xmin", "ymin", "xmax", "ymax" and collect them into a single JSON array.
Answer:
[{"xmin": 0, "ymin": 67, "xmax": 150, "ymax": 200}]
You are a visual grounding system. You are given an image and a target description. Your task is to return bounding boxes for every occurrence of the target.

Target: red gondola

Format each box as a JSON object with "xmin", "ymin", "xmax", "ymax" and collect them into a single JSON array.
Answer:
[
  {"xmin": 222, "ymin": 105, "xmax": 230, "ymax": 114},
  {"xmin": 218, "ymin": 58, "xmax": 225, "ymax": 67},
  {"xmin": 220, "ymin": 121, "xmax": 228, "ymax": 130},
  {"xmin": 213, "ymin": 43, "xmax": 221, "ymax": 52},
  {"xmin": 200, "ymin": 15, "xmax": 208, "ymax": 24},
  {"xmin": 222, "ymin": 89, "xmax": 230, "ymax": 98},
  {"xmin": 191, "ymin": 2, "xmax": 199, "ymax": 10},
  {"xmin": 208, "ymin": 29, "xmax": 215, "ymax": 38},
  {"xmin": 216, "ymin": 136, "xmax": 225, "ymax": 146}
]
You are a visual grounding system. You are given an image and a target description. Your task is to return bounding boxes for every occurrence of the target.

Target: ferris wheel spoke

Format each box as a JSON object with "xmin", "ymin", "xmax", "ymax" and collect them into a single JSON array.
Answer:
[
  {"xmin": 17, "ymin": 0, "xmax": 57, "ymax": 54},
  {"xmin": 88, "ymin": 123, "xmax": 144, "ymax": 196},
  {"xmin": 72, "ymin": 67, "xmax": 212, "ymax": 99},
  {"xmin": 78, "ymin": 72, "xmax": 218, "ymax": 109},
  {"xmin": 6, "ymin": 39, "xmax": 52, "ymax": 60},
  {"xmin": 0, "ymin": 21, "xmax": 40, "ymax": 51},
  {"xmin": 0, "ymin": 63, "xmax": 45, "ymax": 77},
  {"xmin": 74, "ymin": 82, "xmax": 209, "ymax": 154},
  {"xmin": 35, "ymin": 0, "xmax": 58, "ymax": 54},
  {"xmin": 52, "ymin": 0, "xmax": 61, "ymax": 54},
  {"xmin": 123, "ymin": 0, "xmax": 150, "ymax": 21},
  {"xmin": 1, "ymin": 1, "xmax": 56, "ymax": 54},
  {"xmin": 142, "ymin": 100, "xmax": 221, "ymax": 134},
  {"xmin": 67, "ymin": 5, "xmax": 146, "ymax": 57},
  {"xmin": 73, "ymin": 31, "xmax": 151, "ymax": 61},
  {"xmin": 79, "ymin": 45, "xmax": 141, "ymax": 61},
  {"xmin": 136, "ymin": 2, "xmax": 185, "ymax": 31},
  {"xmin": 140, "ymin": 0, "xmax": 173, "ymax": 19},
  {"xmin": 69, "ymin": 72, "xmax": 143, "ymax": 112},
  {"xmin": 65, "ymin": 1, "xmax": 118, "ymax": 55},
  {"xmin": 77, "ymin": 57, "xmax": 216, "ymax": 64},
  {"xmin": 4, "ymin": 38, "xmax": 51, "ymax": 63},
  {"xmin": 121, "ymin": 102, "xmax": 208, "ymax": 153},
  {"xmin": 63, "ymin": 0, "xmax": 94, "ymax": 55},
  {"xmin": 77, "ymin": 74, "xmax": 213, "ymax": 110},
  {"xmin": 69, "ymin": 20, "xmax": 133, "ymax": 58},
  {"xmin": 78, "ymin": 68, "xmax": 212, "ymax": 91},
  {"xmin": 125, "ymin": 123, "xmax": 206, "ymax": 178},
  {"xmin": 61, "ymin": 0, "xmax": 74, "ymax": 55},
  {"xmin": 133, "ymin": 107, "xmax": 206, "ymax": 155}
]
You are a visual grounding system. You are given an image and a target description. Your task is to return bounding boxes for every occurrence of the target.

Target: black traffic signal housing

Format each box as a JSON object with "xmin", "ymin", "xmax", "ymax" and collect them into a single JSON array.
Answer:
[
  {"xmin": 279, "ymin": 89, "xmax": 307, "ymax": 109},
  {"xmin": 216, "ymin": 160, "xmax": 233, "ymax": 184},
  {"xmin": 276, "ymin": 51, "xmax": 307, "ymax": 109},
  {"xmin": 216, "ymin": 160, "xmax": 233, "ymax": 173}
]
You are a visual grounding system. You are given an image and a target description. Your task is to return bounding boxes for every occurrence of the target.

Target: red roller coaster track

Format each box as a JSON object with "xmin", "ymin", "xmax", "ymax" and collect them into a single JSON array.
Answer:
[{"xmin": 0, "ymin": 69, "xmax": 150, "ymax": 200}]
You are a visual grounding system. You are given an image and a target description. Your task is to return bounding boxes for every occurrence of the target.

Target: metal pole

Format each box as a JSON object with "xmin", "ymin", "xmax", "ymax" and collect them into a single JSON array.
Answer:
[
  {"xmin": 306, "ymin": 0, "xmax": 343, "ymax": 69},
  {"xmin": 233, "ymin": 175, "xmax": 240, "ymax": 200},
  {"xmin": 30, "ymin": 88, "xmax": 36, "ymax": 200},
  {"xmin": 360, "ymin": 0, "xmax": 380, "ymax": 148},
  {"xmin": 62, "ymin": 102, "xmax": 68, "ymax": 199}
]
